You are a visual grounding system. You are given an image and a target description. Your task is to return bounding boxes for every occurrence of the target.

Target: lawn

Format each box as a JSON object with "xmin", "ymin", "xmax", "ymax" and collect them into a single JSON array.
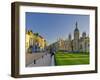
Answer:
[{"xmin": 54, "ymin": 51, "xmax": 89, "ymax": 66}]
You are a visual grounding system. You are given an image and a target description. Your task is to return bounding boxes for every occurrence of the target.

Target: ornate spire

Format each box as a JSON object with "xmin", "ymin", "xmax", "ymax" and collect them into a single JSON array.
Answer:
[
  {"xmin": 74, "ymin": 21, "xmax": 79, "ymax": 32},
  {"xmin": 74, "ymin": 21, "xmax": 79, "ymax": 40},
  {"xmin": 69, "ymin": 33, "xmax": 71, "ymax": 40},
  {"xmin": 76, "ymin": 21, "xmax": 78, "ymax": 29}
]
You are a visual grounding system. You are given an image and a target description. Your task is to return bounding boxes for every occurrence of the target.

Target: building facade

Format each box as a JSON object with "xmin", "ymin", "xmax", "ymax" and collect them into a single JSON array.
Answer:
[
  {"xmin": 25, "ymin": 30, "xmax": 47, "ymax": 53},
  {"xmin": 51, "ymin": 22, "xmax": 89, "ymax": 53}
]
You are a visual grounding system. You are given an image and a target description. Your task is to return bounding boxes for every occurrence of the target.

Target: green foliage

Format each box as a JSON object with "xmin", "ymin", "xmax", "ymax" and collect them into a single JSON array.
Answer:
[{"xmin": 34, "ymin": 33, "xmax": 39, "ymax": 36}]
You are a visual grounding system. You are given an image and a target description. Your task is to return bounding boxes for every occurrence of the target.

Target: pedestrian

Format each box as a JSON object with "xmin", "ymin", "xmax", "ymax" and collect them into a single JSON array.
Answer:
[{"xmin": 50, "ymin": 47, "xmax": 55, "ymax": 57}]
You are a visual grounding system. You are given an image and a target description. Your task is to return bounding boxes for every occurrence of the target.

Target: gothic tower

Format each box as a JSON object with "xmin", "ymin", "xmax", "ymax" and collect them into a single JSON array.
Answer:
[
  {"xmin": 74, "ymin": 22, "xmax": 79, "ymax": 40},
  {"xmin": 68, "ymin": 34, "xmax": 72, "ymax": 51},
  {"xmin": 73, "ymin": 22, "xmax": 80, "ymax": 52},
  {"xmin": 82, "ymin": 32, "xmax": 86, "ymax": 39}
]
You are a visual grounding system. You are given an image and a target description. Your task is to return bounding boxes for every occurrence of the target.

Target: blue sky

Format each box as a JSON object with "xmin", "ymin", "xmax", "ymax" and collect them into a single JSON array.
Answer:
[{"xmin": 26, "ymin": 12, "xmax": 89, "ymax": 44}]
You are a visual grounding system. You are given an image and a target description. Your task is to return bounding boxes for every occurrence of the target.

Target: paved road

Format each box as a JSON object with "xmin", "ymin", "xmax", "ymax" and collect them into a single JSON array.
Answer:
[
  {"xmin": 26, "ymin": 52, "xmax": 55, "ymax": 67},
  {"xmin": 26, "ymin": 52, "xmax": 46, "ymax": 66},
  {"xmin": 50, "ymin": 55, "xmax": 55, "ymax": 66}
]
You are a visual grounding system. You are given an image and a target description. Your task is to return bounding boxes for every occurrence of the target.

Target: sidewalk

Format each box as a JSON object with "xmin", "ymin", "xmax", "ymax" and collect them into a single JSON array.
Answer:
[
  {"xmin": 26, "ymin": 52, "xmax": 55, "ymax": 67},
  {"xmin": 26, "ymin": 52, "xmax": 46, "ymax": 66},
  {"xmin": 50, "ymin": 55, "xmax": 55, "ymax": 66}
]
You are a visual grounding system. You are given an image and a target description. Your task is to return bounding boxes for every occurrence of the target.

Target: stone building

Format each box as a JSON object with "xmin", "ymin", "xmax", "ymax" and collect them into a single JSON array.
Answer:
[{"xmin": 51, "ymin": 22, "xmax": 89, "ymax": 53}]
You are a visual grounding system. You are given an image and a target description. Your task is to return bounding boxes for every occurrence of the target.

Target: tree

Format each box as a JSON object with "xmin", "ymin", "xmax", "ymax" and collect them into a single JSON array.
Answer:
[{"xmin": 34, "ymin": 33, "xmax": 39, "ymax": 36}]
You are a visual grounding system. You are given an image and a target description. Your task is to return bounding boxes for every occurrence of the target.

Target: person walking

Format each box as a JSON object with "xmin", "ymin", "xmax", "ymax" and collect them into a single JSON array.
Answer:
[{"xmin": 50, "ymin": 47, "xmax": 55, "ymax": 57}]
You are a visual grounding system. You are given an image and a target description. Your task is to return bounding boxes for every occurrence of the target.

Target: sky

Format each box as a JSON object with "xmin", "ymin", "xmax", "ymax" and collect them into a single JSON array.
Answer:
[{"xmin": 26, "ymin": 12, "xmax": 89, "ymax": 45}]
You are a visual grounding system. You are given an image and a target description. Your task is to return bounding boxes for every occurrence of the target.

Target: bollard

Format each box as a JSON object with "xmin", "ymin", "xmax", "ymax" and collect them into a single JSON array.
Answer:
[{"xmin": 34, "ymin": 60, "xmax": 36, "ymax": 64}]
